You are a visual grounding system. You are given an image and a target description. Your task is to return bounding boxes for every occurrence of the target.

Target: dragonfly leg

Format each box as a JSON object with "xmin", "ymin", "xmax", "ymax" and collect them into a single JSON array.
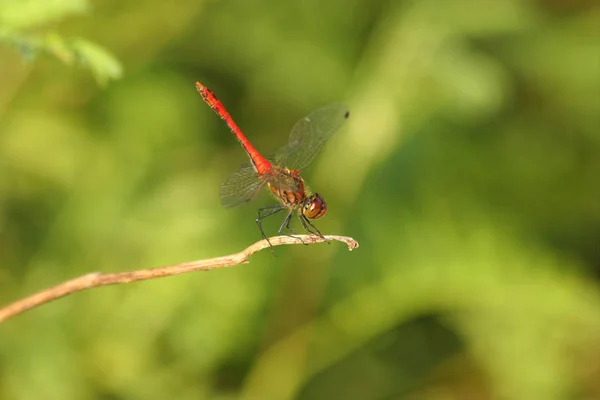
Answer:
[
  {"xmin": 256, "ymin": 205, "xmax": 286, "ymax": 248},
  {"xmin": 278, "ymin": 210, "xmax": 307, "ymax": 245},
  {"xmin": 300, "ymin": 215, "xmax": 328, "ymax": 243}
]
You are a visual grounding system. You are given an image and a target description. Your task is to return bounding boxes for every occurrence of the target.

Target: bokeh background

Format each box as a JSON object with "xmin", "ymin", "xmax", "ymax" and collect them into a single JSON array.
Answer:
[{"xmin": 1, "ymin": 0, "xmax": 600, "ymax": 399}]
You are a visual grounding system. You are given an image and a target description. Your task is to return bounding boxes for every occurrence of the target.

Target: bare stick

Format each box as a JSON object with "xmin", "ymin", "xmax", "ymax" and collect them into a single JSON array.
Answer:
[{"xmin": 0, "ymin": 235, "xmax": 358, "ymax": 323}]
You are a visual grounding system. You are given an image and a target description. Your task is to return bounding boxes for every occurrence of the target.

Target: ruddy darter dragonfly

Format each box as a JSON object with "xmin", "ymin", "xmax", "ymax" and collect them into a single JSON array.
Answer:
[{"xmin": 196, "ymin": 82, "xmax": 349, "ymax": 246}]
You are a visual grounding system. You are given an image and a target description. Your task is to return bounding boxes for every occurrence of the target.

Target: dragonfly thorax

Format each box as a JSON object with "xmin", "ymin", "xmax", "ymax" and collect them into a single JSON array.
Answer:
[
  {"xmin": 266, "ymin": 168, "xmax": 308, "ymax": 207},
  {"xmin": 266, "ymin": 168, "xmax": 327, "ymax": 219}
]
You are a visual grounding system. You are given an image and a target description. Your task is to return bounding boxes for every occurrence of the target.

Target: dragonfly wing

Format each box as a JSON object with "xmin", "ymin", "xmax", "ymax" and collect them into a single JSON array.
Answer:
[
  {"xmin": 219, "ymin": 163, "xmax": 265, "ymax": 208},
  {"xmin": 277, "ymin": 104, "xmax": 350, "ymax": 171}
]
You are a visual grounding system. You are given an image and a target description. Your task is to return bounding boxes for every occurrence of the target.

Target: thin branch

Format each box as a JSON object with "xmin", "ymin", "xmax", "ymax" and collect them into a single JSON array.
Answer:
[{"xmin": 0, "ymin": 235, "xmax": 358, "ymax": 323}]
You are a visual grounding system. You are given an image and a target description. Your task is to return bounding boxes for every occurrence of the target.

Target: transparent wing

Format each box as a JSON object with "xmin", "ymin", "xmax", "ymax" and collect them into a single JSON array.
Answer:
[
  {"xmin": 276, "ymin": 104, "xmax": 350, "ymax": 171},
  {"xmin": 219, "ymin": 163, "xmax": 266, "ymax": 208}
]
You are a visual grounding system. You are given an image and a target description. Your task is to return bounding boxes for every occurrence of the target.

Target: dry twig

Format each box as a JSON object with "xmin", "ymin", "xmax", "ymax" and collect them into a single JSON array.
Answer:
[{"xmin": 0, "ymin": 235, "xmax": 358, "ymax": 323}]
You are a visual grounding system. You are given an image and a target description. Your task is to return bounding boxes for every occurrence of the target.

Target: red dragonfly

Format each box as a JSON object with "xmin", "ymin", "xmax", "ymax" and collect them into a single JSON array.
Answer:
[{"xmin": 196, "ymin": 82, "xmax": 349, "ymax": 246}]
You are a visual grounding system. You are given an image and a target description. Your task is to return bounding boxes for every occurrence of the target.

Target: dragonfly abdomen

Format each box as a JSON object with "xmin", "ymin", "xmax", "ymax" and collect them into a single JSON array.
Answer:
[{"xmin": 196, "ymin": 82, "xmax": 272, "ymax": 174}]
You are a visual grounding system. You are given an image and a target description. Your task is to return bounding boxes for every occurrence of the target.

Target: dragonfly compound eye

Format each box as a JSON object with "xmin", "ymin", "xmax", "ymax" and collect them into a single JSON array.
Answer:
[{"xmin": 304, "ymin": 193, "xmax": 327, "ymax": 219}]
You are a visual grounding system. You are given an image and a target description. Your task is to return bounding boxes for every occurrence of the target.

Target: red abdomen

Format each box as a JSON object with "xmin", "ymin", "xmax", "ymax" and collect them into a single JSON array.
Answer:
[{"xmin": 196, "ymin": 82, "xmax": 272, "ymax": 174}]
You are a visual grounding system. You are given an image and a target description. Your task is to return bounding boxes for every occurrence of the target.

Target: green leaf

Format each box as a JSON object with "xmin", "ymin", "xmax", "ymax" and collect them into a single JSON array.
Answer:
[
  {"xmin": 0, "ymin": 0, "xmax": 88, "ymax": 29},
  {"xmin": 71, "ymin": 38, "xmax": 123, "ymax": 85},
  {"xmin": 0, "ymin": 0, "xmax": 122, "ymax": 85},
  {"xmin": 0, "ymin": 31, "xmax": 123, "ymax": 84}
]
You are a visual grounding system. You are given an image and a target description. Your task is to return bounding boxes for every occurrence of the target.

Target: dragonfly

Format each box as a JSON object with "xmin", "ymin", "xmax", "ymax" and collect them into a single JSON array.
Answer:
[{"xmin": 196, "ymin": 82, "xmax": 349, "ymax": 246}]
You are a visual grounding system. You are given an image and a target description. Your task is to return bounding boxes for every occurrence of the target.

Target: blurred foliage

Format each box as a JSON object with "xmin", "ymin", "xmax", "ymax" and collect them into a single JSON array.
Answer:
[
  {"xmin": 1, "ymin": 0, "xmax": 600, "ymax": 399},
  {"xmin": 0, "ymin": 0, "xmax": 122, "ymax": 84}
]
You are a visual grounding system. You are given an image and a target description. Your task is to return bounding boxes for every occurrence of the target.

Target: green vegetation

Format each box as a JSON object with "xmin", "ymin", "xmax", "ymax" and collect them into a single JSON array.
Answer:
[
  {"xmin": 0, "ymin": 0, "xmax": 121, "ymax": 84},
  {"xmin": 1, "ymin": 0, "xmax": 599, "ymax": 399}
]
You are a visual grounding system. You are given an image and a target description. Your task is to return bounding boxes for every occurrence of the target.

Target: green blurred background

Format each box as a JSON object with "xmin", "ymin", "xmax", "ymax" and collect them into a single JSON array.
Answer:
[{"xmin": 1, "ymin": 0, "xmax": 600, "ymax": 399}]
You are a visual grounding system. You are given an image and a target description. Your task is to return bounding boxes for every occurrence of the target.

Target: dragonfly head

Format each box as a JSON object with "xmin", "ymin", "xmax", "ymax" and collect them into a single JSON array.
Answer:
[{"xmin": 302, "ymin": 193, "xmax": 327, "ymax": 219}]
